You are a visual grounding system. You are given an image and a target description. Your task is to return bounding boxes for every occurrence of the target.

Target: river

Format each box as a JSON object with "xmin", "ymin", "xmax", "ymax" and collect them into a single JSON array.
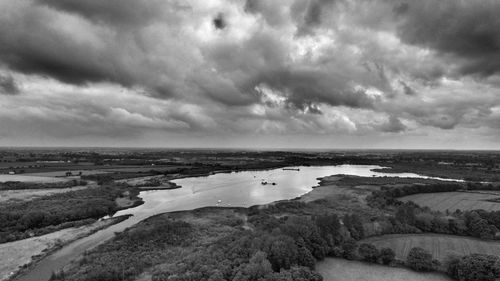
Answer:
[{"xmin": 13, "ymin": 165, "xmax": 460, "ymax": 281}]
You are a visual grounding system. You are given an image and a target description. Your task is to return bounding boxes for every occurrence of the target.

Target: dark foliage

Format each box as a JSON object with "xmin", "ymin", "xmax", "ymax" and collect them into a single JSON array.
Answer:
[
  {"xmin": 0, "ymin": 179, "xmax": 87, "ymax": 190},
  {"xmin": 0, "ymin": 185, "xmax": 135, "ymax": 243},
  {"xmin": 447, "ymin": 254, "xmax": 500, "ymax": 281},
  {"xmin": 380, "ymin": 247, "xmax": 396, "ymax": 265},
  {"xmin": 406, "ymin": 247, "xmax": 439, "ymax": 271},
  {"xmin": 358, "ymin": 243, "xmax": 379, "ymax": 263}
]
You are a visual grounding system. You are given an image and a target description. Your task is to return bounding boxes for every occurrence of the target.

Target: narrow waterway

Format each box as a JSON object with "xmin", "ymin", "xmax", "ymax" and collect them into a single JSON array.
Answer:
[{"xmin": 13, "ymin": 165, "xmax": 461, "ymax": 281}]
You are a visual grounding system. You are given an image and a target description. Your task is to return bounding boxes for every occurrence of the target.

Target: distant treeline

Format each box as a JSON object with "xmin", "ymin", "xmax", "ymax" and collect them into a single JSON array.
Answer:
[{"xmin": 0, "ymin": 179, "xmax": 87, "ymax": 190}]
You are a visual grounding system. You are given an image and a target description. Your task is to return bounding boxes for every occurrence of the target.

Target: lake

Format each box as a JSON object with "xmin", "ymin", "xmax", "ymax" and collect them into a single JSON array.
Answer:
[{"xmin": 13, "ymin": 165, "xmax": 459, "ymax": 281}]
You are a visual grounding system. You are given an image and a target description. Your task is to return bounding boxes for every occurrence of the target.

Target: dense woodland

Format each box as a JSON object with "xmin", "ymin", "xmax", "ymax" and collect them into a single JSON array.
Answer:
[
  {"xmin": 0, "ymin": 179, "xmax": 87, "ymax": 190},
  {"xmin": 0, "ymin": 185, "xmax": 140, "ymax": 243}
]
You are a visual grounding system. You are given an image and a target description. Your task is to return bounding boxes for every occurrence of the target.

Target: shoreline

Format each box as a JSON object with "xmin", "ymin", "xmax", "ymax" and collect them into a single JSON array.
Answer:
[
  {"xmin": 4, "ymin": 215, "xmax": 131, "ymax": 281},
  {"xmin": 9, "ymin": 164, "xmax": 466, "ymax": 281}
]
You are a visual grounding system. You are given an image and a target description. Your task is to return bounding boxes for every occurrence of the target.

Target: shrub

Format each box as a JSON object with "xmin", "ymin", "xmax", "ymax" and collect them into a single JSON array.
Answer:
[
  {"xmin": 341, "ymin": 239, "xmax": 358, "ymax": 260},
  {"xmin": 455, "ymin": 254, "xmax": 500, "ymax": 281},
  {"xmin": 406, "ymin": 247, "xmax": 436, "ymax": 271},
  {"xmin": 358, "ymin": 243, "xmax": 379, "ymax": 263},
  {"xmin": 444, "ymin": 254, "xmax": 461, "ymax": 280},
  {"xmin": 380, "ymin": 247, "xmax": 396, "ymax": 265}
]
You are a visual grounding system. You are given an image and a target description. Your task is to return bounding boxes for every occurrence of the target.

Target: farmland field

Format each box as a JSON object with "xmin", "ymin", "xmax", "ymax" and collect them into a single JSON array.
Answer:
[
  {"xmin": 317, "ymin": 258, "xmax": 451, "ymax": 281},
  {"xmin": 23, "ymin": 170, "xmax": 110, "ymax": 177},
  {"xmin": 0, "ymin": 175, "xmax": 68, "ymax": 183},
  {"xmin": 400, "ymin": 191, "xmax": 500, "ymax": 212},
  {"xmin": 0, "ymin": 185, "xmax": 89, "ymax": 202},
  {"xmin": 362, "ymin": 234, "xmax": 500, "ymax": 262}
]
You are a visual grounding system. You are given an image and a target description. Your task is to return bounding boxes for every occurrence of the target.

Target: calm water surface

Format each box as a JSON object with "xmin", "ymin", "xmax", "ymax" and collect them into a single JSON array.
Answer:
[{"xmin": 14, "ymin": 165, "xmax": 459, "ymax": 281}]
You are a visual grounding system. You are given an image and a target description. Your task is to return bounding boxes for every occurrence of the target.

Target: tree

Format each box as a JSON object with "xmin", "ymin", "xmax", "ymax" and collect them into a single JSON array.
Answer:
[
  {"xmin": 288, "ymin": 266, "xmax": 323, "ymax": 281},
  {"xmin": 280, "ymin": 217, "xmax": 328, "ymax": 260},
  {"xmin": 406, "ymin": 247, "xmax": 436, "ymax": 271},
  {"xmin": 208, "ymin": 271, "xmax": 225, "ymax": 281},
  {"xmin": 465, "ymin": 211, "xmax": 498, "ymax": 239},
  {"xmin": 380, "ymin": 247, "xmax": 396, "ymax": 265},
  {"xmin": 343, "ymin": 214, "xmax": 364, "ymax": 240},
  {"xmin": 315, "ymin": 214, "xmax": 342, "ymax": 246},
  {"xmin": 444, "ymin": 254, "xmax": 461, "ymax": 280},
  {"xmin": 233, "ymin": 251, "xmax": 273, "ymax": 281},
  {"xmin": 341, "ymin": 239, "xmax": 357, "ymax": 260},
  {"xmin": 358, "ymin": 243, "xmax": 379, "ymax": 263},
  {"xmin": 265, "ymin": 235, "xmax": 298, "ymax": 271},
  {"xmin": 395, "ymin": 203, "xmax": 416, "ymax": 226},
  {"xmin": 456, "ymin": 254, "xmax": 500, "ymax": 281},
  {"xmin": 296, "ymin": 242, "xmax": 315, "ymax": 269}
]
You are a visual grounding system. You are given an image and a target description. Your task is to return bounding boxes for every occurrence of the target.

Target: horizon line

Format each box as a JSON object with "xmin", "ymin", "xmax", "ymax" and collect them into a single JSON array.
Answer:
[{"xmin": 0, "ymin": 146, "xmax": 499, "ymax": 152}]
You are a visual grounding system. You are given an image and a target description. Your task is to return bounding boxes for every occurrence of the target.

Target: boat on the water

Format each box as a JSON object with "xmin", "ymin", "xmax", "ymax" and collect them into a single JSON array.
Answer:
[
  {"xmin": 283, "ymin": 168, "xmax": 300, "ymax": 171},
  {"xmin": 261, "ymin": 181, "xmax": 277, "ymax": 186}
]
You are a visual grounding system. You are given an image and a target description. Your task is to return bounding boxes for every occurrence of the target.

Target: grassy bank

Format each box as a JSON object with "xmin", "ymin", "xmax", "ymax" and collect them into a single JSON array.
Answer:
[{"xmin": 2, "ymin": 216, "xmax": 130, "ymax": 281}]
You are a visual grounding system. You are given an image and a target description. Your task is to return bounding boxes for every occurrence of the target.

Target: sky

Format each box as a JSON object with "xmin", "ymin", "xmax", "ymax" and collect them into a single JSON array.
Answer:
[{"xmin": 0, "ymin": 0, "xmax": 499, "ymax": 149}]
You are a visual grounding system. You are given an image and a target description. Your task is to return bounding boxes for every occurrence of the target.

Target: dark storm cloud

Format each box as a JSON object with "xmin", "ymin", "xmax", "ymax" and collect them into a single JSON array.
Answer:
[
  {"xmin": 255, "ymin": 68, "xmax": 375, "ymax": 111},
  {"xmin": 296, "ymin": 0, "xmax": 337, "ymax": 35},
  {"xmin": 213, "ymin": 13, "xmax": 226, "ymax": 30},
  {"xmin": 381, "ymin": 115, "xmax": 406, "ymax": 133},
  {"xmin": 0, "ymin": 75, "xmax": 19, "ymax": 95},
  {"xmin": 0, "ymin": 43, "xmax": 130, "ymax": 86},
  {"xmin": 35, "ymin": 0, "xmax": 173, "ymax": 26},
  {"xmin": 399, "ymin": 81, "xmax": 417, "ymax": 96},
  {"xmin": 244, "ymin": 0, "xmax": 290, "ymax": 27},
  {"xmin": 0, "ymin": 6, "xmax": 134, "ymax": 86},
  {"xmin": 392, "ymin": 2, "xmax": 409, "ymax": 15},
  {"xmin": 395, "ymin": 0, "xmax": 500, "ymax": 76}
]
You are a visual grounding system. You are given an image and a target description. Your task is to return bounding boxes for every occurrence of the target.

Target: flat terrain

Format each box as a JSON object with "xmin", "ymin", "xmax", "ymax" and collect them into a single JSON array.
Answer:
[
  {"xmin": 400, "ymin": 191, "xmax": 500, "ymax": 212},
  {"xmin": 115, "ymin": 175, "xmax": 179, "ymax": 189},
  {"xmin": 300, "ymin": 175, "xmax": 378, "ymax": 204},
  {"xmin": 0, "ymin": 185, "xmax": 89, "ymax": 203},
  {"xmin": 0, "ymin": 218, "xmax": 123, "ymax": 281},
  {"xmin": 362, "ymin": 234, "xmax": 500, "ymax": 262},
  {"xmin": 317, "ymin": 258, "xmax": 451, "ymax": 281},
  {"xmin": 23, "ymin": 170, "xmax": 109, "ymax": 177},
  {"xmin": 0, "ymin": 175, "xmax": 67, "ymax": 183}
]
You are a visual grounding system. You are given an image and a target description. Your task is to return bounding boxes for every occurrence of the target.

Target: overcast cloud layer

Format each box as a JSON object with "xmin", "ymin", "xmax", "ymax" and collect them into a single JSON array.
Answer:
[{"xmin": 0, "ymin": 0, "xmax": 499, "ymax": 149}]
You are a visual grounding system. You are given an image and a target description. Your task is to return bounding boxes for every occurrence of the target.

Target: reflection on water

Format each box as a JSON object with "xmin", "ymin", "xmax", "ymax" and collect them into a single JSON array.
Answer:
[
  {"xmin": 14, "ymin": 165, "xmax": 460, "ymax": 281},
  {"xmin": 114, "ymin": 164, "xmax": 459, "ymax": 219}
]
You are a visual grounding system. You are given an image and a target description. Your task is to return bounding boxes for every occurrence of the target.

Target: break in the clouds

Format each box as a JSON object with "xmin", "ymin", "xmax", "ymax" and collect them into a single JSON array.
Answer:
[{"xmin": 0, "ymin": 0, "xmax": 499, "ymax": 149}]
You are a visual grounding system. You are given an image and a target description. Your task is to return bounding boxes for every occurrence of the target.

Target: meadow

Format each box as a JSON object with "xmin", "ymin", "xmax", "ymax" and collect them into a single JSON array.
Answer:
[
  {"xmin": 317, "ymin": 258, "xmax": 451, "ymax": 281},
  {"xmin": 362, "ymin": 234, "xmax": 500, "ymax": 262},
  {"xmin": 400, "ymin": 191, "xmax": 500, "ymax": 212}
]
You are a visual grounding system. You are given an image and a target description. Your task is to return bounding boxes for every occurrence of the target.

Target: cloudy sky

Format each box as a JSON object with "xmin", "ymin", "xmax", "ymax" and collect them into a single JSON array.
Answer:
[{"xmin": 0, "ymin": 0, "xmax": 499, "ymax": 149}]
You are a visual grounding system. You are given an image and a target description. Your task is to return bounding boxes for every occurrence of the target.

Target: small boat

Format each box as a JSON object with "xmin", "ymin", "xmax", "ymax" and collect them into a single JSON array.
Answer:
[{"xmin": 283, "ymin": 168, "xmax": 300, "ymax": 171}]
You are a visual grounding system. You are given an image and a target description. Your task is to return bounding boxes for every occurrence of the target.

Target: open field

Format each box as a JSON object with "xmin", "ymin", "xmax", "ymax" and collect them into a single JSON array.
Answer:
[
  {"xmin": 0, "ymin": 217, "xmax": 125, "ymax": 281},
  {"xmin": 0, "ymin": 185, "xmax": 90, "ymax": 203},
  {"xmin": 23, "ymin": 170, "xmax": 110, "ymax": 177},
  {"xmin": 362, "ymin": 234, "xmax": 500, "ymax": 262},
  {"xmin": 115, "ymin": 175, "xmax": 179, "ymax": 189},
  {"xmin": 0, "ymin": 175, "xmax": 67, "ymax": 183},
  {"xmin": 317, "ymin": 258, "xmax": 451, "ymax": 281},
  {"xmin": 300, "ymin": 175, "xmax": 378, "ymax": 204},
  {"xmin": 401, "ymin": 191, "xmax": 500, "ymax": 212},
  {"xmin": 101, "ymin": 165, "xmax": 188, "ymax": 173}
]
